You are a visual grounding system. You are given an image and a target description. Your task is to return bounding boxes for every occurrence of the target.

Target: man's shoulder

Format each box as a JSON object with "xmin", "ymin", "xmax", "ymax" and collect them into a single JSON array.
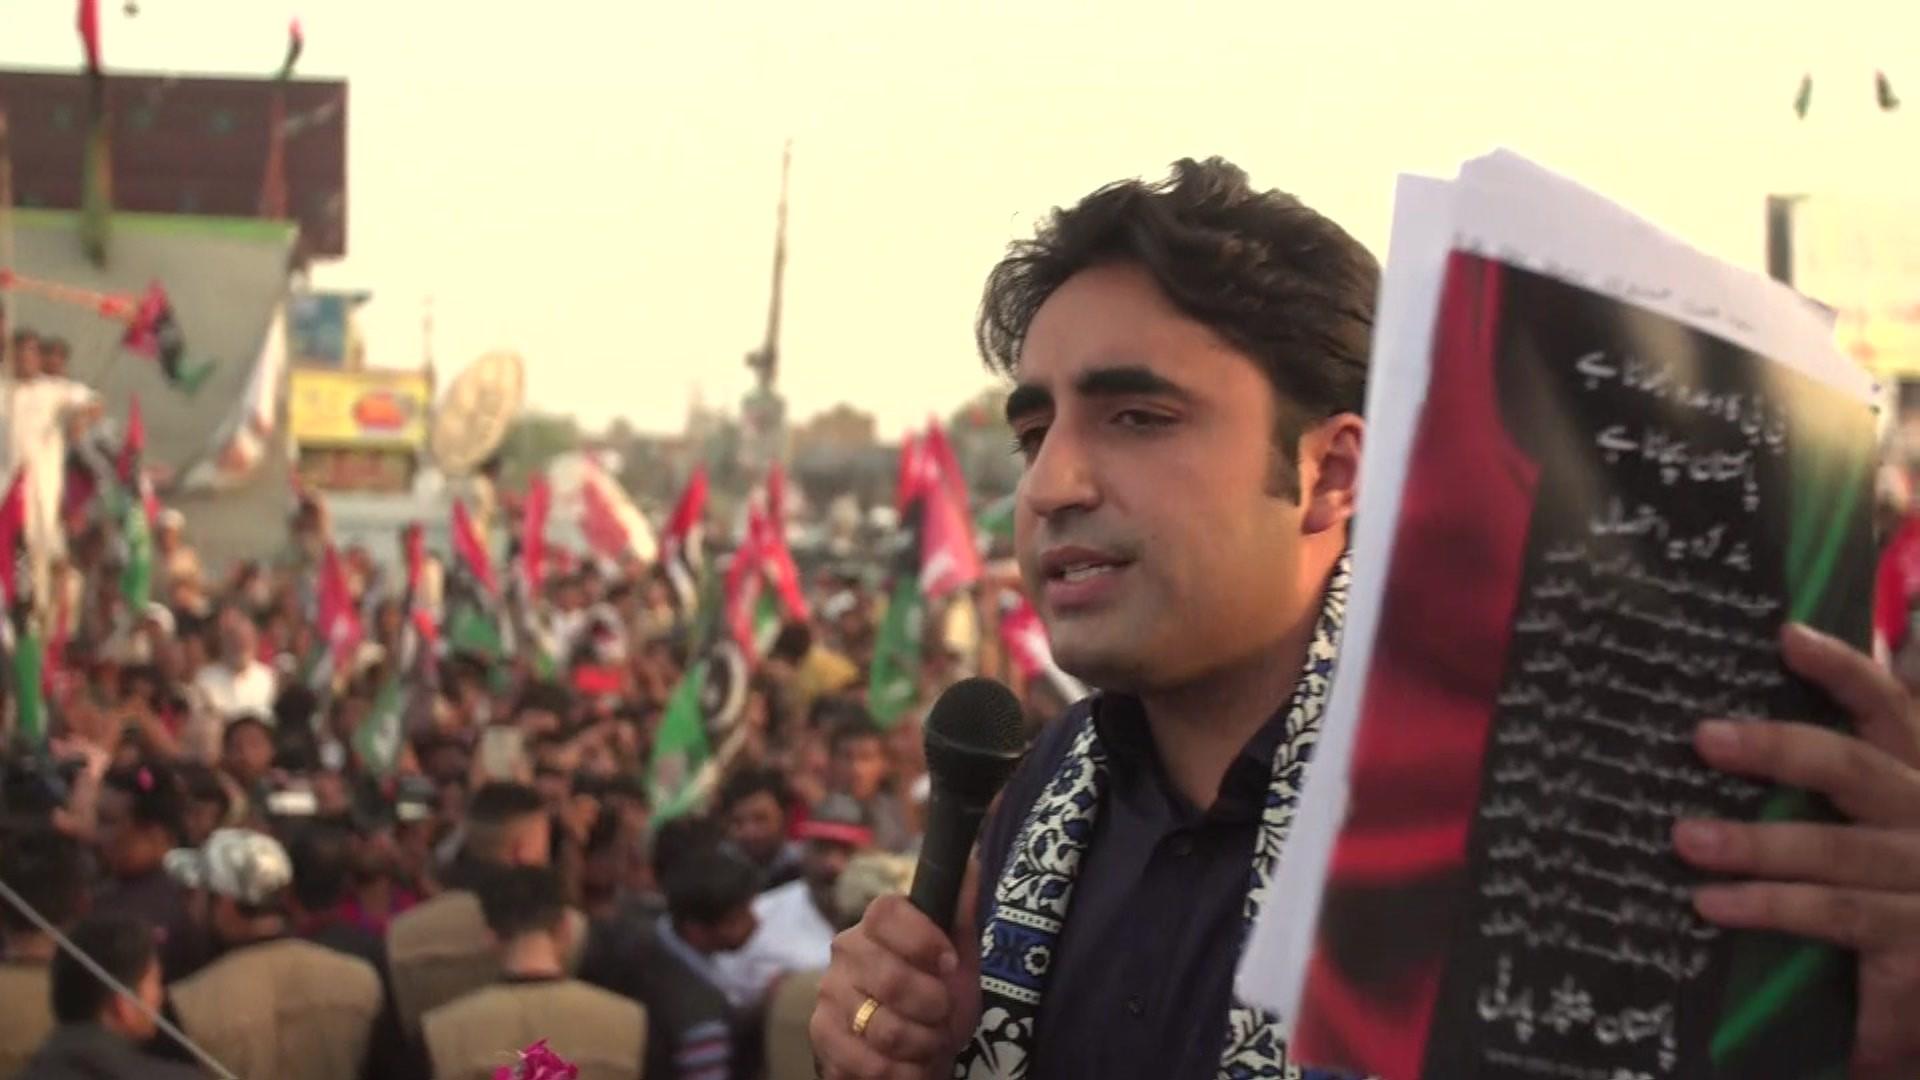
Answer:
[
  {"xmin": 1001, "ymin": 696, "xmax": 1094, "ymax": 812},
  {"xmin": 180, "ymin": 937, "xmax": 377, "ymax": 987},
  {"xmin": 976, "ymin": 696, "xmax": 1095, "ymax": 896},
  {"xmin": 429, "ymin": 977, "xmax": 641, "ymax": 1025},
  {"xmin": 755, "ymin": 877, "xmax": 811, "ymax": 919},
  {"xmin": 510, "ymin": 979, "xmax": 646, "ymax": 1026},
  {"xmin": 21, "ymin": 1024, "xmax": 201, "ymax": 1080},
  {"xmin": 387, "ymin": 890, "xmax": 484, "ymax": 954}
]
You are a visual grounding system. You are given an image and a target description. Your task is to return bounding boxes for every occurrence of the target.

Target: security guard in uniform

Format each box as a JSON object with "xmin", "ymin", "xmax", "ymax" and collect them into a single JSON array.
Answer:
[
  {"xmin": 385, "ymin": 782, "xmax": 554, "ymax": 1038},
  {"xmin": 422, "ymin": 866, "xmax": 645, "ymax": 1080},
  {"xmin": 157, "ymin": 829, "xmax": 383, "ymax": 1080}
]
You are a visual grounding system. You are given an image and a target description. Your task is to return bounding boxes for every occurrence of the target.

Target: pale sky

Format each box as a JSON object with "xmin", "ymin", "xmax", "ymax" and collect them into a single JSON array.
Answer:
[{"xmin": 7, "ymin": 0, "xmax": 1916, "ymax": 438}]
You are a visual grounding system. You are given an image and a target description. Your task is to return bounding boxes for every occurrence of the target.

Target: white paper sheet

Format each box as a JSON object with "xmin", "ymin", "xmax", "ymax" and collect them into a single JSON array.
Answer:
[{"xmin": 1235, "ymin": 150, "xmax": 1873, "ymax": 1037}]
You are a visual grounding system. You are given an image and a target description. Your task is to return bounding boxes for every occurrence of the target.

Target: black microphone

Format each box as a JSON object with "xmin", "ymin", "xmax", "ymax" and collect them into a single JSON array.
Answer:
[{"xmin": 908, "ymin": 677, "xmax": 1029, "ymax": 931}]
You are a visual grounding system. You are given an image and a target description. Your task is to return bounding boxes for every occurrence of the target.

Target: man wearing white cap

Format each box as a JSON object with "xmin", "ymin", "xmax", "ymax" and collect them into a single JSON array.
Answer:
[{"xmin": 152, "ymin": 828, "xmax": 384, "ymax": 1080}]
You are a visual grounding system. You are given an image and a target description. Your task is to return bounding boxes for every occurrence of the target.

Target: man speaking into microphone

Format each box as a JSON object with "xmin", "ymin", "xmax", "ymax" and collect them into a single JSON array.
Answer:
[{"xmin": 811, "ymin": 159, "xmax": 1920, "ymax": 1080}]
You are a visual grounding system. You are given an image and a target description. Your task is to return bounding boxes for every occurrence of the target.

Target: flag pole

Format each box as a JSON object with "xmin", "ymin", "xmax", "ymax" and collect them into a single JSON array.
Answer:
[{"xmin": 0, "ymin": 107, "xmax": 14, "ymax": 373}]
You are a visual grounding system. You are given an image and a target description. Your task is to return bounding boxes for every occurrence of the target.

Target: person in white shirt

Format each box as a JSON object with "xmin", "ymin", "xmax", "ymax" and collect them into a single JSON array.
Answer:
[
  {"xmin": 715, "ymin": 793, "xmax": 874, "ymax": 1004},
  {"xmin": 1, "ymin": 330, "xmax": 102, "ymax": 611},
  {"xmin": 188, "ymin": 606, "xmax": 280, "ymax": 761}
]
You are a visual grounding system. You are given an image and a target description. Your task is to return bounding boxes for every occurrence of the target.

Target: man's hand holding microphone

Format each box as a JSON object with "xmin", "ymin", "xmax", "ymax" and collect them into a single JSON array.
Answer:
[{"xmin": 811, "ymin": 679, "xmax": 1027, "ymax": 1079}]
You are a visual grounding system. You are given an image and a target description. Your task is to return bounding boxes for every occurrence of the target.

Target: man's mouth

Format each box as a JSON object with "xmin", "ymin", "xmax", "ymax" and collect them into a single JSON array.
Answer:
[
  {"xmin": 1051, "ymin": 561, "xmax": 1124, "ymax": 583},
  {"xmin": 1038, "ymin": 547, "xmax": 1135, "ymax": 609}
]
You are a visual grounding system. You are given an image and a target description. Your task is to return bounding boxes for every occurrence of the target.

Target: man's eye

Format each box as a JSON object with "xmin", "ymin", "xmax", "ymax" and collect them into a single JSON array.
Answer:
[
  {"xmin": 1114, "ymin": 409, "xmax": 1173, "ymax": 430},
  {"xmin": 1011, "ymin": 427, "xmax": 1046, "ymax": 461}
]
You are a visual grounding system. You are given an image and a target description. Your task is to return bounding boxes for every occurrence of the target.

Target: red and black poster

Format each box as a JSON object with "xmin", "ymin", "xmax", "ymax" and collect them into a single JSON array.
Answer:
[{"xmin": 1287, "ymin": 250, "xmax": 1874, "ymax": 1080}]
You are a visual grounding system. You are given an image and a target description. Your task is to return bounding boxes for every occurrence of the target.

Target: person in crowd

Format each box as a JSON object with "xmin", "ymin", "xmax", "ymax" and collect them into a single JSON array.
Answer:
[
  {"xmin": 584, "ymin": 840, "xmax": 761, "ymax": 1080},
  {"xmin": 15, "ymin": 915, "xmax": 201, "ymax": 1080},
  {"xmin": 171, "ymin": 764, "xmax": 231, "ymax": 849},
  {"xmin": 820, "ymin": 704, "xmax": 912, "ymax": 853},
  {"xmin": 2, "ymin": 324, "xmax": 101, "ymax": 611},
  {"xmin": 717, "ymin": 764, "xmax": 802, "ymax": 892},
  {"xmin": 187, "ymin": 606, "xmax": 278, "ymax": 760},
  {"xmin": 153, "ymin": 510, "xmax": 204, "ymax": 603},
  {"xmin": 385, "ymin": 781, "xmax": 553, "ymax": 1037},
  {"xmin": 766, "ymin": 622, "xmax": 858, "ymax": 724},
  {"xmin": 91, "ymin": 765, "xmax": 204, "ymax": 980},
  {"xmin": 0, "ymin": 830, "xmax": 89, "ymax": 1077},
  {"xmin": 36, "ymin": 337, "xmax": 69, "ymax": 380},
  {"xmin": 155, "ymin": 827, "xmax": 383, "ymax": 1080},
  {"xmin": 218, "ymin": 715, "xmax": 275, "ymax": 806},
  {"xmin": 422, "ymin": 866, "xmax": 646, "ymax": 1080},
  {"xmin": 287, "ymin": 817, "xmax": 415, "ymax": 1080},
  {"xmin": 716, "ymin": 793, "xmax": 874, "ymax": 1003},
  {"xmin": 286, "ymin": 821, "xmax": 385, "ymax": 969}
]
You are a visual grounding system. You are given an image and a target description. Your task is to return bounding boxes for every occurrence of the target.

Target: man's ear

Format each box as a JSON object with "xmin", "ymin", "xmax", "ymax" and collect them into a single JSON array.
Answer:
[{"xmin": 1299, "ymin": 414, "xmax": 1364, "ymax": 536}]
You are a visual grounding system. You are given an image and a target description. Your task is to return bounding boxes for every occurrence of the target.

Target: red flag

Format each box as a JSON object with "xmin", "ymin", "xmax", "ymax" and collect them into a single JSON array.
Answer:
[
  {"xmin": 0, "ymin": 473, "xmax": 26, "ymax": 608},
  {"xmin": 999, "ymin": 593, "xmax": 1050, "ymax": 680},
  {"xmin": 922, "ymin": 419, "xmax": 971, "ymax": 517},
  {"xmin": 77, "ymin": 0, "xmax": 102, "ymax": 73},
  {"xmin": 317, "ymin": 543, "xmax": 363, "ymax": 669},
  {"xmin": 121, "ymin": 282, "xmax": 209, "ymax": 390},
  {"xmin": 401, "ymin": 522, "xmax": 439, "ymax": 657},
  {"xmin": 521, "ymin": 475, "xmax": 552, "ymax": 596},
  {"xmin": 116, "ymin": 397, "xmax": 145, "ymax": 486},
  {"xmin": 896, "ymin": 431, "xmax": 932, "ymax": 513},
  {"xmin": 998, "ymin": 590, "xmax": 1087, "ymax": 702},
  {"xmin": 766, "ymin": 463, "xmax": 791, "ymax": 530},
  {"xmin": 451, "ymin": 498, "xmax": 498, "ymax": 596},
  {"xmin": 575, "ymin": 460, "xmax": 658, "ymax": 565},
  {"xmin": 749, "ymin": 497, "xmax": 809, "ymax": 622},
  {"xmin": 664, "ymin": 465, "xmax": 709, "ymax": 559},
  {"xmin": 661, "ymin": 466, "xmax": 708, "ymax": 614},
  {"xmin": 919, "ymin": 474, "xmax": 983, "ymax": 601},
  {"xmin": 403, "ymin": 522, "xmax": 427, "ymax": 596},
  {"xmin": 723, "ymin": 529, "xmax": 766, "ymax": 664}
]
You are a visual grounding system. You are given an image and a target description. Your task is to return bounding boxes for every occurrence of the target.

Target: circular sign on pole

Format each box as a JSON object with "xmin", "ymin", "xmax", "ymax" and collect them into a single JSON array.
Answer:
[{"xmin": 430, "ymin": 349, "xmax": 525, "ymax": 476}]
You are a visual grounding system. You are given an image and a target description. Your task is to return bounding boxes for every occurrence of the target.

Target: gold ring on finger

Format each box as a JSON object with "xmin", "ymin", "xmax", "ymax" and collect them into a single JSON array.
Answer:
[{"xmin": 851, "ymin": 996, "xmax": 881, "ymax": 1038}]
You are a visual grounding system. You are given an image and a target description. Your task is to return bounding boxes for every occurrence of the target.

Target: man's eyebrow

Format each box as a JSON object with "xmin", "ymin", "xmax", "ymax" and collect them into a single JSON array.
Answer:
[
  {"xmin": 1074, "ymin": 364, "xmax": 1195, "ymax": 403},
  {"xmin": 1005, "ymin": 383, "xmax": 1053, "ymax": 425}
]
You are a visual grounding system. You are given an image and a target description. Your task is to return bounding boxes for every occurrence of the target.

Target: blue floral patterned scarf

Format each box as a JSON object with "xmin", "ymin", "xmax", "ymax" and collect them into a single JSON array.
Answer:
[{"xmin": 954, "ymin": 553, "xmax": 1351, "ymax": 1080}]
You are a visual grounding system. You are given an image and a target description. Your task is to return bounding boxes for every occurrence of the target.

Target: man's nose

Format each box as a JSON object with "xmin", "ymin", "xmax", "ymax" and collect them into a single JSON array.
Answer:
[{"xmin": 1021, "ymin": 426, "xmax": 1100, "ymax": 519}]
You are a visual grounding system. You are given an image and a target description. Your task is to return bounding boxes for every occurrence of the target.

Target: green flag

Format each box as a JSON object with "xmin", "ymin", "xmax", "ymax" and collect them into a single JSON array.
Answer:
[
  {"xmin": 868, "ymin": 575, "xmax": 921, "ymax": 728},
  {"xmin": 754, "ymin": 590, "xmax": 781, "ymax": 656},
  {"xmin": 650, "ymin": 658, "xmax": 714, "ymax": 820},
  {"xmin": 447, "ymin": 600, "xmax": 504, "ymax": 659},
  {"xmin": 354, "ymin": 677, "xmax": 406, "ymax": 777},
  {"xmin": 975, "ymin": 494, "xmax": 1015, "ymax": 548},
  {"xmin": 12, "ymin": 629, "xmax": 44, "ymax": 749},
  {"xmin": 119, "ymin": 494, "xmax": 152, "ymax": 611}
]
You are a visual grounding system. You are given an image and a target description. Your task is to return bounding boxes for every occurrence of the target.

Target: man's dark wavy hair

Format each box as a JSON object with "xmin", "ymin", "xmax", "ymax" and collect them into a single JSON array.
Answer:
[{"xmin": 975, "ymin": 157, "xmax": 1379, "ymax": 500}]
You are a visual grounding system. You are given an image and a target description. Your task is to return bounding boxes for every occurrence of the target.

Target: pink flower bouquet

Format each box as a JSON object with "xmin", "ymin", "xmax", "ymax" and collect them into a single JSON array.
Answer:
[{"xmin": 492, "ymin": 1040, "xmax": 579, "ymax": 1080}]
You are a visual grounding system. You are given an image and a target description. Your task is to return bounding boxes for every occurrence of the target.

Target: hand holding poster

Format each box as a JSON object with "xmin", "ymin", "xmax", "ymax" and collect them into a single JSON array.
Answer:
[{"xmin": 1241, "ymin": 152, "xmax": 1877, "ymax": 1080}]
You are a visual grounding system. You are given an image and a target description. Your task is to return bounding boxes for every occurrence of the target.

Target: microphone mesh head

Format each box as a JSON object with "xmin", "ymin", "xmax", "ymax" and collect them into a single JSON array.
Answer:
[
  {"xmin": 923, "ymin": 677, "xmax": 1029, "ymax": 804},
  {"xmin": 925, "ymin": 677, "xmax": 1027, "ymax": 755}
]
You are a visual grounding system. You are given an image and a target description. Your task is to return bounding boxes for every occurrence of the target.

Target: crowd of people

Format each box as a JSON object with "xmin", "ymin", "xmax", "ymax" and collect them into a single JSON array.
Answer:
[{"xmin": 0, "ymin": 307, "xmax": 1051, "ymax": 1079}]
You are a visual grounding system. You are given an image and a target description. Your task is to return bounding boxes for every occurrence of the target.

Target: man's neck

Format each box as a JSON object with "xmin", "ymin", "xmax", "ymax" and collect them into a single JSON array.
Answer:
[
  {"xmin": 501, "ymin": 933, "xmax": 566, "ymax": 979},
  {"xmin": 222, "ymin": 916, "xmax": 289, "ymax": 949},
  {"xmin": 1138, "ymin": 553, "xmax": 1336, "ymax": 811}
]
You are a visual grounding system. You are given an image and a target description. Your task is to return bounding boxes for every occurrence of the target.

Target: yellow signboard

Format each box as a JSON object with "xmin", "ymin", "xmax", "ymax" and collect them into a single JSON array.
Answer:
[{"xmin": 289, "ymin": 369, "xmax": 430, "ymax": 448}]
